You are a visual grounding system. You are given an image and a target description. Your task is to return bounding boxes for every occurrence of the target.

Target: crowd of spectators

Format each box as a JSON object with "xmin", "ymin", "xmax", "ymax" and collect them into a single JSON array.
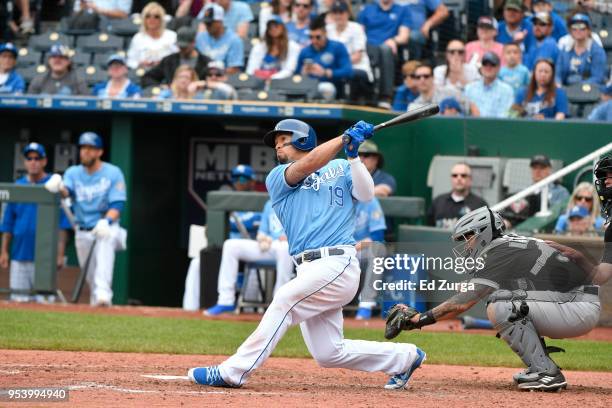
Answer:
[{"xmin": 0, "ymin": 0, "xmax": 611, "ymax": 119}]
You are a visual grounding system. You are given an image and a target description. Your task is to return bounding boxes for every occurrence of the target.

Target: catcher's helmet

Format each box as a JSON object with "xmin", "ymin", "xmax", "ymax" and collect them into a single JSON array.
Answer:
[
  {"xmin": 594, "ymin": 153, "xmax": 612, "ymax": 221},
  {"xmin": 263, "ymin": 119, "xmax": 317, "ymax": 151},
  {"xmin": 451, "ymin": 206, "xmax": 505, "ymax": 273},
  {"xmin": 78, "ymin": 132, "xmax": 103, "ymax": 149}
]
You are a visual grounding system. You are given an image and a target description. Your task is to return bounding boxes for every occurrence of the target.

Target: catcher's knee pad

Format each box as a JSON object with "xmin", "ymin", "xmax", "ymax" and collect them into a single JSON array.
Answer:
[{"xmin": 489, "ymin": 301, "xmax": 558, "ymax": 374}]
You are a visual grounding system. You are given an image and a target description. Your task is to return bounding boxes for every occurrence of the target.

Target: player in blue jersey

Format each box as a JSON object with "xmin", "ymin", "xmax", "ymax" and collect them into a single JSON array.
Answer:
[
  {"xmin": 188, "ymin": 119, "xmax": 425, "ymax": 390},
  {"xmin": 1, "ymin": 143, "xmax": 71, "ymax": 302},
  {"xmin": 44, "ymin": 132, "xmax": 127, "ymax": 306}
]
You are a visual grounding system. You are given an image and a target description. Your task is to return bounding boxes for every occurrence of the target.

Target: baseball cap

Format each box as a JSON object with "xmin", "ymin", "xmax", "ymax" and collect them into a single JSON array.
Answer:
[
  {"xmin": 599, "ymin": 83, "xmax": 612, "ymax": 96},
  {"xmin": 266, "ymin": 15, "xmax": 284, "ymax": 26},
  {"xmin": 231, "ymin": 164, "xmax": 254, "ymax": 180},
  {"xmin": 532, "ymin": 11, "xmax": 552, "ymax": 25},
  {"xmin": 504, "ymin": 0, "xmax": 523, "ymax": 11},
  {"xmin": 569, "ymin": 13, "xmax": 591, "ymax": 28},
  {"xmin": 439, "ymin": 97, "xmax": 463, "ymax": 114},
  {"xmin": 0, "ymin": 42, "xmax": 18, "ymax": 57},
  {"xmin": 568, "ymin": 205, "xmax": 589, "ymax": 219},
  {"xmin": 48, "ymin": 44, "xmax": 71, "ymax": 58},
  {"xmin": 358, "ymin": 140, "xmax": 380, "ymax": 155},
  {"xmin": 202, "ymin": 3, "xmax": 224, "ymax": 24},
  {"xmin": 530, "ymin": 154, "xmax": 551, "ymax": 167},
  {"xmin": 481, "ymin": 51, "xmax": 500, "ymax": 66},
  {"xmin": 207, "ymin": 60, "xmax": 225, "ymax": 75},
  {"xmin": 106, "ymin": 53, "xmax": 127, "ymax": 67},
  {"xmin": 532, "ymin": 0, "xmax": 551, "ymax": 4},
  {"xmin": 177, "ymin": 26, "xmax": 197, "ymax": 47},
  {"xmin": 477, "ymin": 16, "xmax": 498, "ymax": 30},
  {"xmin": 23, "ymin": 142, "xmax": 46, "ymax": 158},
  {"xmin": 78, "ymin": 132, "xmax": 103, "ymax": 149},
  {"xmin": 330, "ymin": 0, "xmax": 349, "ymax": 13}
]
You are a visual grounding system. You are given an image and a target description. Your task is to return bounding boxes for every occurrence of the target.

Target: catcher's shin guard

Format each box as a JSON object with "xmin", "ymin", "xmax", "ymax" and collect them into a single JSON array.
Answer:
[{"xmin": 489, "ymin": 301, "xmax": 560, "ymax": 375}]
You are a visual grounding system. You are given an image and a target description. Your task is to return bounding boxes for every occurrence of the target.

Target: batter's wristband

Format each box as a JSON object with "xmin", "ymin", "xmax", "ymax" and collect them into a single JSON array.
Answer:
[{"xmin": 415, "ymin": 310, "xmax": 436, "ymax": 329}]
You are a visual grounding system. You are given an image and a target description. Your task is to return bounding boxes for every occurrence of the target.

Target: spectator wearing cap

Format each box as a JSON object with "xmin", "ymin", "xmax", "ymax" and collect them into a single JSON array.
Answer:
[
  {"xmin": 427, "ymin": 162, "xmax": 487, "ymax": 228},
  {"xmin": 556, "ymin": 13, "xmax": 607, "ymax": 86},
  {"xmin": 295, "ymin": 17, "xmax": 352, "ymax": 101},
  {"xmin": 246, "ymin": 17, "xmax": 300, "ymax": 80},
  {"xmin": 531, "ymin": 0, "xmax": 567, "ymax": 41},
  {"xmin": 193, "ymin": 61, "xmax": 238, "ymax": 100},
  {"xmin": 357, "ymin": 140, "xmax": 397, "ymax": 197},
  {"xmin": 286, "ymin": 0, "xmax": 314, "ymax": 48},
  {"xmin": 72, "ymin": 0, "xmax": 132, "ymax": 20},
  {"xmin": 496, "ymin": 0, "xmax": 536, "ymax": 53},
  {"xmin": 0, "ymin": 43, "xmax": 25, "ymax": 94},
  {"xmin": 357, "ymin": 0, "xmax": 411, "ymax": 109},
  {"xmin": 408, "ymin": 63, "xmax": 470, "ymax": 111},
  {"xmin": 326, "ymin": 1, "xmax": 374, "ymax": 101},
  {"xmin": 433, "ymin": 39, "xmax": 480, "ymax": 101},
  {"xmin": 27, "ymin": 44, "xmax": 88, "ymax": 96},
  {"xmin": 523, "ymin": 11, "xmax": 558, "ymax": 70},
  {"xmin": 554, "ymin": 182, "xmax": 605, "ymax": 234},
  {"xmin": 195, "ymin": 3, "xmax": 244, "ymax": 75},
  {"xmin": 514, "ymin": 58, "xmax": 568, "ymax": 119},
  {"xmin": 588, "ymin": 83, "xmax": 612, "ymax": 122},
  {"xmin": 465, "ymin": 16, "xmax": 505, "ymax": 65},
  {"xmin": 396, "ymin": 0, "xmax": 449, "ymax": 60},
  {"xmin": 439, "ymin": 97, "xmax": 462, "ymax": 116},
  {"xmin": 0, "ymin": 143, "xmax": 71, "ymax": 302},
  {"xmin": 392, "ymin": 60, "xmax": 421, "ymax": 111},
  {"xmin": 197, "ymin": 0, "xmax": 253, "ymax": 39},
  {"xmin": 465, "ymin": 51, "xmax": 514, "ymax": 118},
  {"xmin": 127, "ymin": 2, "xmax": 178, "ymax": 70},
  {"xmin": 141, "ymin": 26, "xmax": 211, "ymax": 88},
  {"xmin": 93, "ymin": 54, "xmax": 142, "ymax": 98},
  {"xmin": 259, "ymin": 0, "xmax": 294, "ymax": 38},
  {"xmin": 498, "ymin": 43, "xmax": 530, "ymax": 92},
  {"xmin": 565, "ymin": 206, "xmax": 595, "ymax": 235}
]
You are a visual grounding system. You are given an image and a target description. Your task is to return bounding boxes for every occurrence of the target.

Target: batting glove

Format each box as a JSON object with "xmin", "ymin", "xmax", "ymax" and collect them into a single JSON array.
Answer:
[
  {"xmin": 92, "ymin": 218, "xmax": 111, "ymax": 240},
  {"xmin": 44, "ymin": 174, "xmax": 64, "ymax": 194},
  {"xmin": 343, "ymin": 121, "xmax": 374, "ymax": 158}
]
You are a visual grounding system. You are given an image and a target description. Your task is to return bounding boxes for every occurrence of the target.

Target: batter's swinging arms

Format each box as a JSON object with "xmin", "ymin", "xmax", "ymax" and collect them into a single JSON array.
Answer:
[{"xmin": 188, "ymin": 119, "xmax": 425, "ymax": 389}]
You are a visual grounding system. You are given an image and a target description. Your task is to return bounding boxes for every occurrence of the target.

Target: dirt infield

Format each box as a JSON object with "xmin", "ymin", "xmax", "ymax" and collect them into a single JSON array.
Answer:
[{"xmin": 1, "ymin": 349, "xmax": 611, "ymax": 408}]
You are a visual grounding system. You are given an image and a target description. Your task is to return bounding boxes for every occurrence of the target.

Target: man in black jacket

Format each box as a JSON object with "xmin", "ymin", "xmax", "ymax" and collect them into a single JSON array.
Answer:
[{"xmin": 141, "ymin": 26, "xmax": 211, "ymax": 88}]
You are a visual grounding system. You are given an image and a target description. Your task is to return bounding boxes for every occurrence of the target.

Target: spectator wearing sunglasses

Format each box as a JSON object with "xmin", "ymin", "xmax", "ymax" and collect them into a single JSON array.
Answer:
[
  {"xmin": 127, "ymin": 2, "xmax": 178, "ymax": 69},
  {"xmin": 357, "ymin": 140, "xmax": 397, "ymax": 197},
  {"xmin": 531, "ymin": 0, "xmax": 567, "ymax": 41},
  {"xmin": 465, "ymin": 51, "xmax": 514, "ymax": 118},
  {"xmin": 392, "ymin": 60, "xmax": 421, "ymax": 111},
  {"xmin": 556, "ymin": 13, "xmax": 607, "ymax": 86},
  {"xmin": 433, "ymin": 39, "xmax": 480, "ymax": 101},
  {"xmin": 195, "ymin": 61, "xmax": 238, "ymax": 100},
  {"xmin": 465, "ymin": 16, "xmax": 504, "ymax": 66},
  {"xmin": 427, "ymin": 162, "xmax": 487, "ymax": 228},
  {"xmin": 286, "ymin": 0, "xmax": 314, "ymax": 48},
  {"xmin": 554, "ymin": 182, "xmax": 605, "ymax": 234},
  {"xmin": 408, "ymin": 64, "xmax": 472, "ymax": 112},
  {"xmin": 523, "ymin": 11, "xmax": 558, "ymax": 70}
]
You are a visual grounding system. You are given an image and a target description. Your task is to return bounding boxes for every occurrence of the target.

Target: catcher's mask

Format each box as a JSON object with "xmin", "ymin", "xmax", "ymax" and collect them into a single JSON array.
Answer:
[{"xmin": 451, "ymin": 206, "xmax": 504, "ymax": 273}]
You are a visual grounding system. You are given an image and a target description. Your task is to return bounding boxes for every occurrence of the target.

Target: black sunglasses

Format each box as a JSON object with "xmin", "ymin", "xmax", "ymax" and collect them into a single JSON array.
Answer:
[
  {"xmin": 411, "ymin": 74, "xmax": 432, "ymax": 79},
  {"xmin": 25, "ymin": 156, "xmax": 42, "ymax": 161}
]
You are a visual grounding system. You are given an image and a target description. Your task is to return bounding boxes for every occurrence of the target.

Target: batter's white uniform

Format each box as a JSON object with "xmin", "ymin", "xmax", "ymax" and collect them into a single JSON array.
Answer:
[{"xmin": 217, "ymin": 158, "xmax": 419, "ymax": 386}]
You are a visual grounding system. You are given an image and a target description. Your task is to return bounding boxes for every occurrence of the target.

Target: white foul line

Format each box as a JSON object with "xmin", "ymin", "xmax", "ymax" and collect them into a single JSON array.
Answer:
[{"xmin": 142, "ymin": 375, "xmax": 190, "ymax": 380}]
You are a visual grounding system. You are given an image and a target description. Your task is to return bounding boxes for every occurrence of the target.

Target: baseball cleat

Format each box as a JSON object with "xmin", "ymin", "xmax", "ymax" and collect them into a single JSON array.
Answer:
[
  {"xmin": 204, "ymin": 304, "xmax": 235, "ymax": 316},
  {"xmin": 355, "ymin": 307, "xmax": 372, "ymax": 320},
  {"xmin": 384, "ymin": 347, "xmax": 426, "ymax": 390},
  {"xmin": 188, "ymin": 366, "xmax": 234, "ymax": 387},
  {"xmin": 517, "ymin": 371, "xmax": 567, "ymax": 392},
  {"xmin": 513, "ymin": 367, "xmax": 534, "ymax": 383}
]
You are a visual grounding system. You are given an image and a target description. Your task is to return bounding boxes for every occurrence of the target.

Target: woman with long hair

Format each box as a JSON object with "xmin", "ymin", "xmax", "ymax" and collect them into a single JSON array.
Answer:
[
  {"xmin": 259, "ymin": 0, "xmax": 293, "ymax": 37},
  {"xmin": 127, "ymin": 2, "xmax": 178, "ymax": 69},
  {"xmin": 433, "ymin": 39, "xmax": 480, "ymax": 94},
  {"xmin": 247, "ymin": 18, "xmax": 300, "ymax": 80},
  {"xmin": 554, "ymin": 182, "xmax": 605, "ymax": 234},
  {"xmin": 158, "ymin": 65, "xmax": 199, "ymax": 99},
  {"xmin": 514, "ymin": 59, "xmax": 568, "ymax": 120}
]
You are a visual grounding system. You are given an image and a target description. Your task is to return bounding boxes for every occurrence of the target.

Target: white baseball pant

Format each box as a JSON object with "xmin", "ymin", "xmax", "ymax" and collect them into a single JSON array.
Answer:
[
  {"xmin": 219, "ymin": 246, "xmax": 419, "ymax": 386},
  {"xmin": 9, "ymin": 260, "xmax": 35, "ymax": 302}
]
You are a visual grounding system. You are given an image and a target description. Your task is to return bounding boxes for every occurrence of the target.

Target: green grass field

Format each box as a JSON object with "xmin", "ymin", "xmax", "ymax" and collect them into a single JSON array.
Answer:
[{"xmin": 1, "ymin": 309, "xmax": 611, "ymax": 371}]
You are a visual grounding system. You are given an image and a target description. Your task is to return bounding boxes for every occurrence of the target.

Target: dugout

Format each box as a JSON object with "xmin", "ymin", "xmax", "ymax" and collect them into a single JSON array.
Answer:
[{"xmin": 0, "ymin": 96, "xmax": 611, "ymax": 307}]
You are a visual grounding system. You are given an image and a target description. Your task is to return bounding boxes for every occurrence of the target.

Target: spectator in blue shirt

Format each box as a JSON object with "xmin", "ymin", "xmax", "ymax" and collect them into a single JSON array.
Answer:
[
  {"xmin": 197, "ymin": 0, "xmax": 253, "ymax": 39},
  {"xmin": 496, "ymin": 0, "xmax": 536, "ymax": 54},
  {"xmin": 556, "ymin": 13, "xmax": 607, "ymax": 86},
  {"xmin": 195, "ymin": 3, "xmax": 244, "ymax": 74},
  {"xmin": 514, "ymin": 58, "xmax": 568, "ymax": 120},
  {"xmin": 499, "ymin": 43, "xmax": 530, "ymax": 92},
  {"xmin": 399, "ymin": 0, "xmax": 449, "ymax": 60},
  {"xmin": 295, "ymin": 17, "xmax": 353, "ymax": 100},
  {"xmin": 392, "ymin": 60, "xmax": 421, "ymax": 111},
  {"xmin": 465, "ymin": 51, "xmax": 514, "ymax": 118},
  {"xmin": 357, "ymin": 140, "xmax": 397, "ymax": 197},
  {"xmin": 523, "ymin": 11, "xmax": 558, "ymax": 70},
  {"xmin": 588, "ymin": 83, "xmax": 612, "ymax": 122},
  {"xmin": 531, "ymin": 0, "xmax": 567, "ymax": 41},
  {"xmin": 92, "ymin": 54, "xmax": 142, "ymax": 99},
  {"xmin": 357, "ymin": 0, "xmax": 411, "ymax": 108},
  {"xmin": 0, "ymin": 43, "xmax": 25, "ymax": 94},
  {"xmin": 286, "ymin": 0, "xmax": 313, "ymax": 48}
]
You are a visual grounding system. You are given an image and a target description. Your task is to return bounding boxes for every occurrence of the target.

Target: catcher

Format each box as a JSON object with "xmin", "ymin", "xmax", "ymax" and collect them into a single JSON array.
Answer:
[{"xmin": 386, "ymin": 206, "xmax": 601, "ymax": 392}]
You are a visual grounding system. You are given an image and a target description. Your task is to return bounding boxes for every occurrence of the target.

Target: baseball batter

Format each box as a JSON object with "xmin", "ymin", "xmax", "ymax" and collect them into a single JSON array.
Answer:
[
  {"xmin": 385, "ymin": 206, "xmax": 601, "ymax": 391},
  {"xmin": 44, "ymin": 132, "xmax": 127, "ymax": 306},
  {"xmin": 188, "ymin": 119, "xmax": 425, "ymax": 389}
]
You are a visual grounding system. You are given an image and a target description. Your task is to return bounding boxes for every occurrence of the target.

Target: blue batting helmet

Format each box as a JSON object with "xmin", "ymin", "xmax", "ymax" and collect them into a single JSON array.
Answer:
[
  {"xmin": 78, "ymin": 132, "xmax": 103, "ymax": 148},
  {"xmin": 263, "ymin": 119, "xmax": 317, "ymax": 151},
  {"xmin": 231, "ymin": 164, "xmax": 254, "ymax": 180}
]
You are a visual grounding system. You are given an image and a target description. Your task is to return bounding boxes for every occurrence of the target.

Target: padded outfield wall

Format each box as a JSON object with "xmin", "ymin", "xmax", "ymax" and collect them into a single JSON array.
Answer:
[{"xmin": 0, "ymin": 98, "xmax": 610, "ymax": 306}]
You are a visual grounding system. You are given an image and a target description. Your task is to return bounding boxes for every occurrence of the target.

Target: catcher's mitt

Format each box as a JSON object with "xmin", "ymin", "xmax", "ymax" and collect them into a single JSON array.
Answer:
[{"xmin": 385, "ymin": 304, "xmax": 419, "ymax": 340}]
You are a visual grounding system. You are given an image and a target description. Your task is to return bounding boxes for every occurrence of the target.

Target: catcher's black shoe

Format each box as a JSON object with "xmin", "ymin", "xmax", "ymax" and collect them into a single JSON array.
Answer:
[{"xmin": 517, "ymin": 371, "xmax": 567, "ymax": 392}]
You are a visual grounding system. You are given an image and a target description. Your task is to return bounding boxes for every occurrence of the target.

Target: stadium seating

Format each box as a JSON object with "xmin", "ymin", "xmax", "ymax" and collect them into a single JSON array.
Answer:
[
  {"xmin": 227, "ymin": 73, "xmax": 264, "ymax": 91},
  {"xmin": 20, "ymin": 64, "xmax": 47, "ymax": 84},
  {"xmin": 76, "ymin": 33, "xmax": 123, "ymax": 54},
  {"xmin": 71, "ymin": 51, "xmax": 92, "ymax": 67},
  {"xmin": 238, "ymin": 89, "xmax": 287, "ymax": 102},
  {"xmin": 269, "ymin": 75, "xmax": 319, "ymax": 101},
  {"xmin": 16, "ymin": 48, "xmax": 42, "ymax": 68},
  {"xmin": 78, "ymin": 65, "xmax": 107, "ymax": 87},
  {"xmin": 29, "ymin": 32, "xmax": 72, "ymax": 52}
]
